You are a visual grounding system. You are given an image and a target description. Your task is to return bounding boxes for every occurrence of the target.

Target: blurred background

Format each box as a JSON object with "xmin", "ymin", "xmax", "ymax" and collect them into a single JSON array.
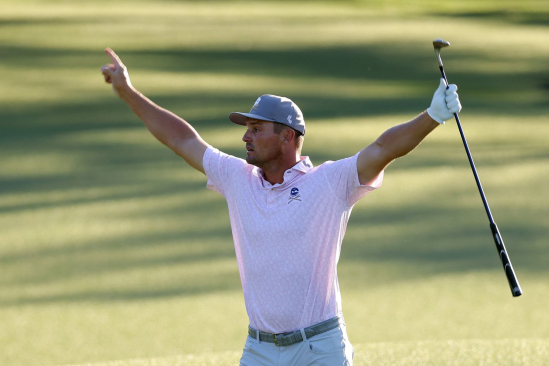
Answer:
[{"xmin": 0, "ymin": 0, "xmax": 548, "ymax": 365}]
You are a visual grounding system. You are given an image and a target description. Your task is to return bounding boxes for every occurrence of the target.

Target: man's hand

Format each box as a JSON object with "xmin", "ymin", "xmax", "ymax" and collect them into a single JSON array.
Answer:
[
  {"xmin": 426, "ymin": 78, "xmax": 462, "ymax": 124},
  {"xmin": 101, "ymin": 48, "xmax": 134, "ymax": 98}
]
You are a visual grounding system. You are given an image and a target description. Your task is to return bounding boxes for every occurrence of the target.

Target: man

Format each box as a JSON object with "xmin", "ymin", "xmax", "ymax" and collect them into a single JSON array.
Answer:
[{"xmin": 101, "ymin": 48, "xmax": 461, "ymax": 366}]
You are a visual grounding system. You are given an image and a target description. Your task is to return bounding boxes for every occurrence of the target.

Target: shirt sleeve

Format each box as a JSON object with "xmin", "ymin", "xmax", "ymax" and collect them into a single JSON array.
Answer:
[
  {"xmin": 321, "ymin": 152, "xmax": 384, "ymax": 207},
  {"xmin": 202, "ymin": 145, "xmax": 248, "ymax": 196}
]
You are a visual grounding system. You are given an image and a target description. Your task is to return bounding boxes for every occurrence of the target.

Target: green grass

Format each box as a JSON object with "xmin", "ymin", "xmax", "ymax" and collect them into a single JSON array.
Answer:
[
  {"xmin": 1, "ymin": 0, "xmax": 548, "ymax": 365},
  {"xmin": 64, "ymin": 338, "xmax": 549, "ymax": 366}
]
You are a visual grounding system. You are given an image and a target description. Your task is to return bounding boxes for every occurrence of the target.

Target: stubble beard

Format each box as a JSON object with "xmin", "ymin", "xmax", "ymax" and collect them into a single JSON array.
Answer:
[{"xmin": 246, "ymin": 144, "xmax": 283, "ymax": 170}]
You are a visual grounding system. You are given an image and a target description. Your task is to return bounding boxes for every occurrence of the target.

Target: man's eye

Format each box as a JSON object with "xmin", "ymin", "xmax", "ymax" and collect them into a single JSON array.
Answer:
[{"xmin": 253, "ymin": 128, "xmax": 260, "ymax": 132}]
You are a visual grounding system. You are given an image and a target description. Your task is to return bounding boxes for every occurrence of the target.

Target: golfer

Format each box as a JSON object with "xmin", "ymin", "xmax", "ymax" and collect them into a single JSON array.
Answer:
[{"xmin": 101, "ymin": 48, "xmax": 461, "ymax": 366}]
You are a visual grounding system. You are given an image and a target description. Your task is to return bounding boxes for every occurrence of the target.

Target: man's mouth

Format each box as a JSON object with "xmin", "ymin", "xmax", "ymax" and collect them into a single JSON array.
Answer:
[{"xmin": 246, "ymin": 145, "xmax": 254, "ymax": 152}]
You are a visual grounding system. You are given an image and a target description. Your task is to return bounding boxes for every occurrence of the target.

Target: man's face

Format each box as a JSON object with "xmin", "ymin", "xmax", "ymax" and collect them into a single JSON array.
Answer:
[{"xmin": 242, "ymin": 119, "xmax": 283, "ymax": 167}]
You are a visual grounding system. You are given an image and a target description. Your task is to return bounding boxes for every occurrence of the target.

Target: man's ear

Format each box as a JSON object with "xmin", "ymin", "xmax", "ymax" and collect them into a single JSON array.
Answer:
[{"xmin": 282, "ymin": 128, "xmax": 295, "ymax": 143}]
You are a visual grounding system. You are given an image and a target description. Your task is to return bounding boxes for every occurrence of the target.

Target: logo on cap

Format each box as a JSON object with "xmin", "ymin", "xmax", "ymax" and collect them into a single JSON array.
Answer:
[
  {"xmin": 252, "ymin": 97, "xmax": 261, "ymax": 111},
  {"xmin": 287, "ymin": 115, "xmax": 293, "ymax": 124}
]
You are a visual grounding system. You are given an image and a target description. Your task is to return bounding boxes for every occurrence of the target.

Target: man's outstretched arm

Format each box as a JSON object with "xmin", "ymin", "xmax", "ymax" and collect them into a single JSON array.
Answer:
[
  {"xmin": 357, "ymin": 79, "xmax": 461, "ymax": 185},
  {"xmin": 101, "ymin": 48, "xmax": 208, "ymax": 174}
]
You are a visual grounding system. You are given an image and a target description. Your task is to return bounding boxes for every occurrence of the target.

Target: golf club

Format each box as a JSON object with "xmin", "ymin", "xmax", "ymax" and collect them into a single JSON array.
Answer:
[{"xmin": 432, "ymin": 38, "xmax": 522, "ymax": 297}]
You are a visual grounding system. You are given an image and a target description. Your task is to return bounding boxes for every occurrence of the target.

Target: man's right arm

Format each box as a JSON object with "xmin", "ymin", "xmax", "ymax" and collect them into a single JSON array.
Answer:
[{"xmin": 101, "ymin": 48, "xmax": 208, "ymax": 174}]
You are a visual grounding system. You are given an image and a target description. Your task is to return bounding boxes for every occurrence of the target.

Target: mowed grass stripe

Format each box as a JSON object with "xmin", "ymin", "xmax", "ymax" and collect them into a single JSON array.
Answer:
[{"xmin": 64, "ymin": 338, "xmax": 549, "ymax": 366}]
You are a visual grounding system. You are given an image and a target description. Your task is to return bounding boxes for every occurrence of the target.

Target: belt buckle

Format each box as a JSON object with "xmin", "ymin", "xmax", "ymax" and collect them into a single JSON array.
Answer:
[{"xmin": 272, "ymin": 333, "xmax": 281, "ymax": 346}]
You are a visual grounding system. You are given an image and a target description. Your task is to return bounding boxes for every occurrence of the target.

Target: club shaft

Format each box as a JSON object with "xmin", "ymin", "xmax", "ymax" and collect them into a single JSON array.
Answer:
[
  {"xmin": 438, "ymin": 66, "xmax": 494, "ymax": 223},
  {"xmin": 437, "ymin": 64, "xmax": 522, "ymax": 297}
]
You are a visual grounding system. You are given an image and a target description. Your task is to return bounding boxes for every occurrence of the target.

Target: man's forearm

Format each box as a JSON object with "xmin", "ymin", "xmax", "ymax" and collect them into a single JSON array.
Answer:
[
  {"xmin": 101, "ymin": 48, "xmax": 208, "ymax": 173},
  {"xmin": 119, "ymin": 86, "xmax": 201, "ymax": 152},
  {"xmin": 375, "ymin": 111, "xmax": 439, "ymax": 160},
  {"xmin": 357, "ymin": 81, "xmax": 461, "ymax": 185}
]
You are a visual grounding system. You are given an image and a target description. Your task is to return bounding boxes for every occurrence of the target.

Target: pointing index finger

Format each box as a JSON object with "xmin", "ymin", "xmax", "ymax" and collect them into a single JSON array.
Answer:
[{"xmin": 105, "ymin": 47, "xmax": 122, "ymax": 67}]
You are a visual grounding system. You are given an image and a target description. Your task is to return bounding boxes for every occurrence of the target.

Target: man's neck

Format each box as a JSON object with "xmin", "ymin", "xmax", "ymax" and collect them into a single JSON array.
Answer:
[{"xmin": 260, "ymin": 156, "xmax": 301, "ymax": 185}]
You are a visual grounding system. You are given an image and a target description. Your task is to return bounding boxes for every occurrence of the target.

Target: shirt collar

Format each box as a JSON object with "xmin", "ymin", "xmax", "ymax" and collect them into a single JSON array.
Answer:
[
  {"xmin": 291, "ymin": 156, "xmax": 313, "ymax": 173},
  {"xmin": 256, "ymin": 156, "xmax": 314, "ymax": 176},
  {"xmin": 255, "ymin": 156, "xmax": 314, "ymax": 187}
]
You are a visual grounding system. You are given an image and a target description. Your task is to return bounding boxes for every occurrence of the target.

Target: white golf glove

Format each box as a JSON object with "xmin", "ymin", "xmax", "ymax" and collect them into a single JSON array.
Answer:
[{"xmin": 427, "ymin": 78, "xmax": 462, "ymax": 124}]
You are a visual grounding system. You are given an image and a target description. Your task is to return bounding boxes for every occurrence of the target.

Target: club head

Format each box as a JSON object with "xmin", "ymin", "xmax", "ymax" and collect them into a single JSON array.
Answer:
[
  {"xmin": 433, "ymin": 38, "xmax": 450, "ymax": 49},
  {"xmin": 432, "ymin": 39, "xmax": 449, "ymax": 69}
]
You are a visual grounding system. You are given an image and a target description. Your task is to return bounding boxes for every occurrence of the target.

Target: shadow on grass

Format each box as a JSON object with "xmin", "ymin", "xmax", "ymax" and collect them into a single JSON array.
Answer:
[
  {"xmin": 2, "ymin": 41, "xmax": 546, "ymax": 141},
  {"xmin": 0, "ymin": 41, "xmax": 545, "ymax": 307},
  {"xmin": 1, "ymin": 196, "xmax": 543, "ymax": 307},
  {"xmin": 2, "ymin": 42, "xmax": 546, "ymax": 153},
  {"xmin": 434, "ymin": 10, "xmax": 549, "ymax": 27}
]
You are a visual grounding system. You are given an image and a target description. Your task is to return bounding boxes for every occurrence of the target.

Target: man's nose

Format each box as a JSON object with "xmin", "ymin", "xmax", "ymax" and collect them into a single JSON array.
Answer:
[{"xmin": 242, "ymin": 130, "xmax": 252, "ymax": 142}]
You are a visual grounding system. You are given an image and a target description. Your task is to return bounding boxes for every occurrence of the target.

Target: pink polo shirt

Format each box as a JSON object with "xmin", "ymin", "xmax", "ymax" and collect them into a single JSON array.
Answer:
[{"xmin": 203, "ymin": 146, "xmax": 383, "ymax": 333}]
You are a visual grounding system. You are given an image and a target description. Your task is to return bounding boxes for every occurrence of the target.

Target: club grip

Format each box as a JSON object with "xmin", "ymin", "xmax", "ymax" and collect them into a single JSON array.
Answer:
[{"xmin": 490, "ymin": 222, "xmax": 522, "ymax": 297}]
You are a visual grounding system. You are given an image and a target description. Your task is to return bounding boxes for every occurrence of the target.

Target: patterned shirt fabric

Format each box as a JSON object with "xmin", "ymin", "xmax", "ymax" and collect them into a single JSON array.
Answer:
[{"xmin": 203, "ymin": 146, "xmax": 383, "ymax": 333}]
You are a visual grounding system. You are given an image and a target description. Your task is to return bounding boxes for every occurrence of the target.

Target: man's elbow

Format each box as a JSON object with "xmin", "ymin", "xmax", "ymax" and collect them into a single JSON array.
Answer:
[
  {"xmin": 372, "ymin": 138, "xmax": 398, "ymax": 163},
  {"xmin": 172, "ymin": 137, "xmax": 207, "ymax": 174},
  {"xmin": 374, "ymin": 138, "xmax": 410, "ymax": 161}
]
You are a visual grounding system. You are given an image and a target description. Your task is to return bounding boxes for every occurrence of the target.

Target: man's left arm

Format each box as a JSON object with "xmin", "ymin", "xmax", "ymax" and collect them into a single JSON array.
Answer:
[{"xmin": 357, "ymin": 79, "xmax": 461, "ymax": 185}]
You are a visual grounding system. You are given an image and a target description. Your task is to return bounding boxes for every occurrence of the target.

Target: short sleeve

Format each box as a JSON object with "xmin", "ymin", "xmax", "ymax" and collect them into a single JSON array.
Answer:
[
  {"xmin": 321, "ymin": 152, "xmax": 384, "ymax": 207},
  {"xmin": 203, "ymin": 146, "xmax": 248, "ymax": 196}
]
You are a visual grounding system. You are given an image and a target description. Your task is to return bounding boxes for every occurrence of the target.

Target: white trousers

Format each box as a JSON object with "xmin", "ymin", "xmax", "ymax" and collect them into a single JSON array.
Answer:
[{"xmin": 239, "ymin": 325, "xmax": 354, "ymax": 366}]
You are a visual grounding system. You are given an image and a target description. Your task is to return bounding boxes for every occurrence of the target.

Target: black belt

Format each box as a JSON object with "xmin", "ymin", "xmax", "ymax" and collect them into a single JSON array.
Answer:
[{"xmin": 248, "ymin": 316, "xmax": 343, "ymax": 347}]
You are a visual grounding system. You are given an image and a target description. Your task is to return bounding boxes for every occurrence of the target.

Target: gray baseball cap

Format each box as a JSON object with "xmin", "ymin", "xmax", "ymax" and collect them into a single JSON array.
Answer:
[{"xmin": 229, "ymin": 94, "xmax": 306, "ymax": 135}]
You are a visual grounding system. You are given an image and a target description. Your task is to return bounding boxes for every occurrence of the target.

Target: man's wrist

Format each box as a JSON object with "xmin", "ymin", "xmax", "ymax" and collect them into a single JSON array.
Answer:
[
  {"xmin": 118, "ymin": 84, "xmax": 138, "ymax": 99},
  {"xmin": 426, "ymin": 108, "xmax": 445, "ymax": 125}
]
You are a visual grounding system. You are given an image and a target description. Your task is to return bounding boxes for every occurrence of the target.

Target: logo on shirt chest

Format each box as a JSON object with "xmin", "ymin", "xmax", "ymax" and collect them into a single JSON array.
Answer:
[{"xmin": 288, "ymin": 187, "xmax": 301, "ymax": 204}]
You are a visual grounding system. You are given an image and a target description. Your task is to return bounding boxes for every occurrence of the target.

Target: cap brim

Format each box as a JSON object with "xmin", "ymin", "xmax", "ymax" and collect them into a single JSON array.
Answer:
[{"xmin": 229, "ymin": 112, "xmax": 275, "ymax": 126}]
